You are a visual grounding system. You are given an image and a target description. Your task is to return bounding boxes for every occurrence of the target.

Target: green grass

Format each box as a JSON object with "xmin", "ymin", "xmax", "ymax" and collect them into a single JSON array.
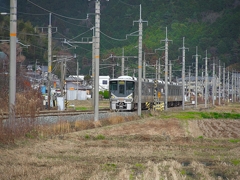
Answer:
[
  {"xmin": 181, "ymin": 170, "xmax": 186, "ymax": 175},
  {"xmin": 159, "ymin": 111, "xmax": 203, "ymax": 120},
  {"xmin": 159, "ymin": 111, "xmax": 240, "ymax": 120},
  {"xmin": 95, "ymin": 134, "xmax": 105, "ymax": 140},
  {"xmin": 84, "ymin": 134, "xmax": 90, "ymax": 139},
  {"xmin": 75, "ymin": 107, "xmax": 88, "ymax": 111},
  {"xmin": 229, "ymin": 139, "xmax": 240, "ymax": 143},
  {"xmin": 102, "ymin": 163, "xmax": 117, "ymax": 171},
  {"xmin": 231, "ymin": 159, "xmax": 240, "ymax": 166}
]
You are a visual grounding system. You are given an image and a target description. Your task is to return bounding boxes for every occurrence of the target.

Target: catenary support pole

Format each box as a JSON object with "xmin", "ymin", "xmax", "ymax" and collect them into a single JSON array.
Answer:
[
  {"xmin": 203, "ymin": 50, "xmax": 209, "ymax": 108},
  {"xmin": 227, "ymin": 70, "xmax": 229, "ymax": 102},
  {"xmin": 218, "ymin": 61, "xmax": 221, "ymax": 105},
  {"xmin": 92, "ymin": 34, "xmax": 95, "ymax": 107},
  {"xmin": 169, "ymin": 60, "xmax": 172, "ymax": 83},
  {"xmin": 223, "ymin": 64, "xmax": 225, "ymax": 104},
  {"xmin": 48, "ymin": 13, "xmax": 52, "ymax": 110},
  {"xmin": 121, "ymin": 48, "xmax": 124, "ymax": 76},
  {"xmin": 94, "ymin": 0, "xmax": 100, "ymax": 121},
  {"xmin": 193, "ymin": 46, "xmax": 200, "ymax": 109},
  {"xmin": 164, "ymin": 28, "xmax": 169, "ymax": 111},
  {"xmin": 179, "ymin": 37, "xmax": 188, "ymax": 110},
  {"xmin": 212, "ymin": 62, "xmax": 215, "ymax": 106},
  {"xmin": 232, "ymin": 71, "xmax": 234, "ymax": 103},
  {"xmin": 137, "ymin": 5, "xmax": 143, "ymax": 116},
  {"xmin": 9, "ymin": 0, "xmax": 17, "ymax": 121},
  {"xmin": 132, "ymin": 4, "xmax": 148, "ymax": 116}
]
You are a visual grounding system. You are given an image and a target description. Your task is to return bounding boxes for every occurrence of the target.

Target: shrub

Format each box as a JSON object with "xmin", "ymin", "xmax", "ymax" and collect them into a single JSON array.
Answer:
[{"xmin": 103, "ymin": 90, "xmax": 109, "ymax": 99}]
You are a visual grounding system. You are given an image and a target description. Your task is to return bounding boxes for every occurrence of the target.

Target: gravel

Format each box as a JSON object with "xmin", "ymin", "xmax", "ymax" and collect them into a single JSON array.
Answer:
[{"xmin": 36, "ymin": 111, "xmax": 137, "ymax": 125}]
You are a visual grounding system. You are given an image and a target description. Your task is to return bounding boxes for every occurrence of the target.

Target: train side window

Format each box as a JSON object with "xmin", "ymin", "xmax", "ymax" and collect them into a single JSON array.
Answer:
[{"xmin": 119, "ymin": 85, "xmax": 125, "ymax": 94}]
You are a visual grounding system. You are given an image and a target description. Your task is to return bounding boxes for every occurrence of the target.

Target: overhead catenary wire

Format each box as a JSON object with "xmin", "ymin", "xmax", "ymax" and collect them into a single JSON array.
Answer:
[
  {"xmin": 27, "ymin": 0, "xmax": 87, "ymax": 21},
  {"xmin": 100, "ymin": 31, "xmax": 127, "ymax": 41},
  {"xmin": 54, "ymin": 16, "xmax": 89, "ymax": 28},
  {"xmin": 0, "ymin": 5, "xmax": 48, "ymax": 16},
  {"xmin": 118, "ymin": 0, "xmax": 139, "ymax": 7}
]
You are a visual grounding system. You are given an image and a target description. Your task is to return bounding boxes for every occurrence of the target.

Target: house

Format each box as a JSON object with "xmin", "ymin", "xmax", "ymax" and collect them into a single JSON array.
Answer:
[{"xmin": 99, "ymin": 76, "xmax": 110, "ymax": 91}]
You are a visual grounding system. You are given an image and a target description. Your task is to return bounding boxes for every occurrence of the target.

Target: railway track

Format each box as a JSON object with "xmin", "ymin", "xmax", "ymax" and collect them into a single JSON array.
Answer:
[
  {"xmin": 1, "ymin": 102, "xmax": 207, "ymax": 120},
  {"xmin": 0, "ymin": 108, "xmax": 110, "ymax": 120}
]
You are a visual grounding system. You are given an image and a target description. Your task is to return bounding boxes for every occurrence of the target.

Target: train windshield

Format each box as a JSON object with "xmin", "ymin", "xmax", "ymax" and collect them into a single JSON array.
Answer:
[
  {"xmin": 109, "ymin": 80, "xmax": 134, "ymax": 97},
  {"xmin": 109, "ymin": 81, "xmax": 117, "ymax": 91}
]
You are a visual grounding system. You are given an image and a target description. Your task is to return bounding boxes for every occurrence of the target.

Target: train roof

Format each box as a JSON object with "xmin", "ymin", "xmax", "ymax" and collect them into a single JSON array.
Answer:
[
  {"xmin": 110, "ymin": 76, "xmax": 137, "ymax": 81},
  {"xmin": 110, "ymin": 76, "xmax": 180, "ymax": 86}
]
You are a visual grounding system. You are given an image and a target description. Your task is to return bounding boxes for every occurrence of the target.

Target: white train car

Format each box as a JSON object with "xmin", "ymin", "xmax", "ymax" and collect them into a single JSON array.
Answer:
[{"xmin": 109, "ymin": 76, "xmax": 182, "ymax": 111}]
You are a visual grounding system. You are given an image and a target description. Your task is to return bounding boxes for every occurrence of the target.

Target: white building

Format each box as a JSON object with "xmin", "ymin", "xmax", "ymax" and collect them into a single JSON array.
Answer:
[{"xmin": 99, "ymin": 76, "xmax": 110, "ymax": 91}]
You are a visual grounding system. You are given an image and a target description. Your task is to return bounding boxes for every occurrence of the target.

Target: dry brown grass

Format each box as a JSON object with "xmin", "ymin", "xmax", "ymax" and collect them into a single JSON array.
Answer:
[
  {"xmin": 0, "ymin": 114, "xmax": 239, "ymax": 179},
  {"xmin": 1, "ymin": 103, "xmax": 240, "ymax": 179},
  {"xmin": 15, "ymin": 114, "xmax": 138, "ymax": 141},
  {"xmin": 0, "ymin": 89, "xmax": 44, "ymax": 144}
]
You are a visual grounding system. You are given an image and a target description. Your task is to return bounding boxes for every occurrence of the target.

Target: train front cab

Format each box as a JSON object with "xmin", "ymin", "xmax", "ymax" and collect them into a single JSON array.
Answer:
[{"xmin": 109, "ymin": 79, "xmax": 135, "ymax": 111}]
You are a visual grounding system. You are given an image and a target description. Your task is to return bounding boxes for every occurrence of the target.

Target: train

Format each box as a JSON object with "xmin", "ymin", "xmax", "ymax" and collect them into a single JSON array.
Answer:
[{"xmin": 109, "ymin": 76, "xmax": 183, "ymax": 111}]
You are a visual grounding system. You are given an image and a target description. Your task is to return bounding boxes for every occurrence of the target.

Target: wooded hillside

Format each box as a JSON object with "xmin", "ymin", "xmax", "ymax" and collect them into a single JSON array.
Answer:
[{"xmin": 0, "ymin": 0, "xmax": 240, "ymax": 77}]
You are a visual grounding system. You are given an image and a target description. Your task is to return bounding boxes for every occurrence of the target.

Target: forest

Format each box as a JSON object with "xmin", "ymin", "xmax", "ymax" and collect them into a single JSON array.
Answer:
[{"xmin": 0, "ymin": 0, "xmax": 240, "ymax": 78}]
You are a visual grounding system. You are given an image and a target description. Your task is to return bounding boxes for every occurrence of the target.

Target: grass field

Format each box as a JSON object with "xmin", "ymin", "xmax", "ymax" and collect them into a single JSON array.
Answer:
[{"xmin": 0, "ymin": 102, "xmax": 240, "ymax": 179}]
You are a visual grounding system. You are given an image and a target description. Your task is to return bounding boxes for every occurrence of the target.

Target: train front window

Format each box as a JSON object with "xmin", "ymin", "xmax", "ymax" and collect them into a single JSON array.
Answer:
[
  {"xmin": 109, "ymin": 81, "xmax": 117, "ymax": 91},
  {"xmin": 119, "ymin": 85, "xmax": 124, "ymax": 94},
  {"xmin": 126, "ymin": 81, "xmax": 134, "ymax": 90}
]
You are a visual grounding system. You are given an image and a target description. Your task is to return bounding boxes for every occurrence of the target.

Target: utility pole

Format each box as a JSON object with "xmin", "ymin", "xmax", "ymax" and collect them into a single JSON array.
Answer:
[
  {"xmin": 162, "ymin": 27, "xmax": 171, "ymax": 111},
  {"xmin": 179, "ymin": 37, "xmax": 189, "ymax": 110},
  {"xmin": 76, "ymin": 59, "xmax": 79, "ymax": 100},
  {"xmin": 227, "ymin": 70, "xmax": 229, "ymax": 102},
  {"xmin": 218, "ymin": 61, "xmax": 221, "ymax": 105},
  {"xmin": 121, "ymin": 48, "xmax": 124, "ymax": 76},
  {"xmin": 234, "ymin": 71, "xmax": 237, "ymax": 102},
  {"xmin": 136, "ymin": 4, "xmax": 147, "ymax": 116},
  {"xmin": 169, "ymin": 60, "xmax": 172, "ymax": 83},
  {"xmin": 203, "ymin": 50, "xmax": 209, "ymax": 108},
  {"xmin": 193, "ymin": 46, "xmax": 201, "ymax": 108},
  {"xmin": 126, "ymin": 4, "xmax": 147, "ymax": 115},
  {"xmin": 223, "ymin": 64, "xmax": 225, "ymax": 104},
  {"xmin": 47, "ymin": 13, "xmax": 52, "ymax": 110},
  {"xmin": 92, "ymin": 34, "xmax": 95, "ymax": 107},
  {"xmin": 131, "ymin": 4, "xmax": 148, "ymax": 116},
  {"xmin": 60, "ymin": 58, "xmax": 64, "ymax": 96},
  {"xmin": 188, "ymin": 66, "xmax": 191, "ymax": 102},
  {"xmin": 9, "ymin": 0, "xmax": 17, "ymax": 121},
  {"xmin": 212, "ymin": 62, "xmax": 215, "ymax": 106},
  {"xmin": 232, "ymin": 70, "xmax": 234, "ymax": 102},
  {"xmin": 155, "ymin": 27, "xmax": 172, "ymax": 111},
  {"xmin": 94, "ymin": 0, "xmax": 100, "ymax": 121},
  {"xmin": 201, "ymin": 68, "xmax": 204, "ymax": 101},
  {"xmin": 37, "ymin": 13, "xmax": 57, "ymax": 110}
]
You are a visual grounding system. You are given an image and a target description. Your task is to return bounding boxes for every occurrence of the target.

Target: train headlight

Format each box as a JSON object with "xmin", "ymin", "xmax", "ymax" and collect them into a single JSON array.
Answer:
[
  {"xmin": 111, "ymin": 94, "xmax": 116, "ymax": 99},
  {"xmin": 127, "ymin": 93, "xmax": 133, "ymax": 102}
]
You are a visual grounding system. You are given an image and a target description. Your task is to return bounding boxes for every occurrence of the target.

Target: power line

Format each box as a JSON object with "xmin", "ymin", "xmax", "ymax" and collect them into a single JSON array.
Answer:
[
  {"xmin": 100, "ymin": 31, "xmax": 127, "ymax": 41},
  {"xmin": 0, "ymin": 5, "xmax": 48, "ymax": 16},
  {"xmin": 70, "ymin": 29, "xmax": 92, "ymax": 41},
  {"xmin": 54, "ymin": 16, "xmax": 89, "ymax": 28},
  {"xmin": 27, "ymin": 0, "xmax": 87, "ymax": 21},
  {"xmin": 119, "ymin": 0, "xmax": 139, "ymax": 7}
]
